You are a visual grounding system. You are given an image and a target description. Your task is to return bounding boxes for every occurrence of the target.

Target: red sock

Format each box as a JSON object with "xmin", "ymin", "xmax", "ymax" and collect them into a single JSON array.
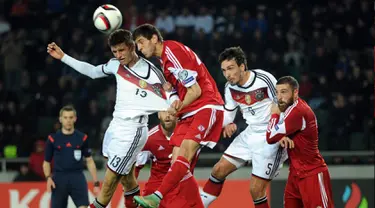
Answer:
[
  {"xmin": 254, "ymin": 196, "xmax": 269, "ymax": 208},
  {"xmin": 124, "ymin": 186, "xmax": 140, "ymax": 208},
  {"xmin": 157, "ymin": 156, "xmax": 190, "ymax": 197},
  {"xmin": 202, "ymin": 174, "xmax": 225, "ymax": 196}
]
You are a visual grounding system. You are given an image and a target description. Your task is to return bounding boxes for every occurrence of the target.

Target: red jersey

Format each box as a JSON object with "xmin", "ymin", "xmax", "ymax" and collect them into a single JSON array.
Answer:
[
  {"xmin": 266, "ymin": 98, "xmax": 327, "ymax": 178},
  {"xmin": 135, "ymin": 125, "xmax": 173, "ymax": 185},
  {"xmin": 160, "ymin": 40, "xmax": 223, "ymax": 118}
]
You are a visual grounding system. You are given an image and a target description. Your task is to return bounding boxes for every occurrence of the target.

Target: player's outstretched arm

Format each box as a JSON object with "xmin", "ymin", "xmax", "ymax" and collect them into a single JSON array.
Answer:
[{"xmin": 47, "ymin": 42, "xmax": 109, "ymax": 79}]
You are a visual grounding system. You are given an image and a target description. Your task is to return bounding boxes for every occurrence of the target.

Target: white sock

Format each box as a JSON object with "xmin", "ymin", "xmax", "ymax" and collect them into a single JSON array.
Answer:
[{"xmin": 200, "ymin": 190, "xmax": 217, "ymax": 208}]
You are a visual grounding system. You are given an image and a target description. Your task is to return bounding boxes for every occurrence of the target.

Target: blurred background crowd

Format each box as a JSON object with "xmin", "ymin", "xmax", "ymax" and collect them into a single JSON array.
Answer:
[{"xmin": 0, "ymin": 0, "xmax": 374, "ymax": 177}]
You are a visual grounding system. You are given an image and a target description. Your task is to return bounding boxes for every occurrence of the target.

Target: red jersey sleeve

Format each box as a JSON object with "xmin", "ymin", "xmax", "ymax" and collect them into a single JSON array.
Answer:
[
  {"xmin": 266, "ymin": 105, "xmax": 303, "ymax": 144},
  {"xmin": 163, "ymin": 43, "xmax": 200, "ymax": 88}
]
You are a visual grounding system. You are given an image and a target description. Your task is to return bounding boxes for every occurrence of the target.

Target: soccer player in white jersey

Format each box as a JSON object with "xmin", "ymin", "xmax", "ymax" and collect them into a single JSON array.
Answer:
[
  {"xmin": 200, "ymin": 47, "xmax": 287, "ymax": 208},
  {"xmin": 47, "ymin": 29, "xmax": 176, "ymax": 208}
]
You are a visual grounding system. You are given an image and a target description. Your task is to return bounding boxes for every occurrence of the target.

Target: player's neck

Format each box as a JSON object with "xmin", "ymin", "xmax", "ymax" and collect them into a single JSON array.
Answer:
[
  {"xmin": 61, "ymin": 128, "xmax": 74, "ymax": 135},
  {"xmin": 238, "ymin": 71, "xmax": 251, "ymax": 86},
  {"xmin": 155, "ymin": 42, "xmax": 163, "ymax": 57},
  {"xmin": 161, "ymin": 126, "xmax": 172, "ymax": 137},
  {"xmin": 127, "ymin": 52, "xmax": 139, "ymax": 68}
]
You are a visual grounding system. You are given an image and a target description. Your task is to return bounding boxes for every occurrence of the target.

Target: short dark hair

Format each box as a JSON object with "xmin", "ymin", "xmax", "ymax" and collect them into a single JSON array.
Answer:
[
  {"xmin": 218, "ymin": 46, "xmax": 247, "ymax": 70},
  {"xmin": 277, "ymin": 76, "xmax": 299, "ymax": 90},
  {"xmin": 59, "ymin": 105, "xmax": 76, "ymax": 116},
  {"xmin": 108, "ymin": 29, "xmax": 135, "ymax": 48},
  {"xmin": 133, "ymin": 24, "xmax": 163, "ymax": 42}
]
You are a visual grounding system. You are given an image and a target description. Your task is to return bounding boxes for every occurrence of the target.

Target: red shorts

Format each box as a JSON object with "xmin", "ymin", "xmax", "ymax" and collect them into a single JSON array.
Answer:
[
  {"xmin": 170, "ymin": 108, "xmax": 223, "ymax": 149},
  {"xmin": 162, "ymin": 176, "xmax": 204, "ymax": 208},
  {"xmin": 284, "ymin": 170, "xmax": 334, "ymax": 208}
]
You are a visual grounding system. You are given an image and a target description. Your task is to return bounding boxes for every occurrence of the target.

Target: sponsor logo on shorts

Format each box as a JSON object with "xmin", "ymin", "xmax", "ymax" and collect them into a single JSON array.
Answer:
[{"xmin": 195, "ymin": 134, "xmax": 201, "ymax": 139}]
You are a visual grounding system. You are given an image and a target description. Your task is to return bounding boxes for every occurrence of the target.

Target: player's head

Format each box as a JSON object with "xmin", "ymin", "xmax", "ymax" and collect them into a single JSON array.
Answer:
[
  {"xmin": 219, "ymin": 46, "xmax": 248, "ymax": 85},
  {"xmin": 133, "ymin": 24, "xmax": 163, "ymax": 58},
  {"xmin": 158, "ymin": 111, "xmax": 177, "ymax": 132},
  {"xmin": 59, "ymin": 105, "xmax": 77, "ymax": 131},
  {"xmin": 108, "ymin": 29, "xmax": 136, "ymax": 65},
  {"xmin": 276, "ymin": 76, "xmax": 299, "ymax": 112}
]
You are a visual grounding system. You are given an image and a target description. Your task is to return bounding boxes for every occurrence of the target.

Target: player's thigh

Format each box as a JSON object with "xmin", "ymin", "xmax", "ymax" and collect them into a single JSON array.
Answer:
[
  {"xmin": 170, "ymin": 108, "xmax": 223, "ymax": 149},
  {"xmin": 299, "ymin": 170, "xmax": 334, "ymax": 208},
  {"xmin": 251, "ymin": 134, "xmax": 287, "ymax": 180},
  {"xmin": 51, "ymin": 177, "xmax": 69, "ymax": 208},
  {"xmin": 223, "ymin": 130, "xmax": 251, "ymax": 168},
  {"xmin": 211, "ymin": 155, "xmax": 240, "ymax": 179},
  {"xmin": 284, "ymin": 174, "xmax": 303, "ymax": 208},
  {"xmin": 106, "ymin": 126, "xmax": 148, "ymax": 175},
  {"xmin": 69, "ymin": 173, "xmax": 89, "ymax": 207}
]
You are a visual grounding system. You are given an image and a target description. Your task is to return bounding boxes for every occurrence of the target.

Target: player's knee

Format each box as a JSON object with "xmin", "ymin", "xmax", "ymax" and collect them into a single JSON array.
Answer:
[
  {"xmin": 121, "ymin": 175, "xmax": 137, "ymax": 190},
  {"xmin": 179, "ymin": 140, "xmax": 200, "ymax": 162},
  {"xmin": 211, "ymin": 162, "xmax": 230, "ymax": 180},
  {"xmin": 249, "ymin": 179, "xmax": 268, "ymax": 199}
]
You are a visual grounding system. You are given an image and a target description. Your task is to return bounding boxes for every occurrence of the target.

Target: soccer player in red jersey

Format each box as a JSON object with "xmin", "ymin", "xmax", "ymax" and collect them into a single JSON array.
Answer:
[
  {"xmin": 135, "ymin": 111, "xmax": 202, "ymax": 208},
  {"xmin": 132, "ymin": 24, "xmax": 224, "ymax": 208},
  {"xmin": 266, "ymin": 76, "xmax": 334, "ymax": 207},
  {"xmin": 135, "ymin": 111, "xmax": 175, "ymax": 197}
]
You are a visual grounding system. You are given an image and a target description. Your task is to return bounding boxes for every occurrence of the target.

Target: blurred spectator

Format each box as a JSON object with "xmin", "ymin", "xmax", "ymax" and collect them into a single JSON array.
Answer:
[
  {"xmin": 28, "ymin": 140, "xmax": 46, "ymax": 180},
  {"xmin": 175, "ymin": 7, "xmax": 195, "ymax": 29},
  {"xmin": 155, "ymin": 9, "xmax": 175, "ymax": 34},
  {"xmin": 13, "ymin": 164, "xmax": 41, "ymax": 182},
  {"xmin": 194, "ymin": 6, "xmax": 214, "ymax": 34}
]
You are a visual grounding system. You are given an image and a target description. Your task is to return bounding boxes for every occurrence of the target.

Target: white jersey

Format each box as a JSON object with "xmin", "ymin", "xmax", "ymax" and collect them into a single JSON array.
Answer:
[
  {"xmin": 223, "ymin": 69, "xmax": 277, "ymax": 133},
  {"xmin": 62, "ymin": 55, "xmax": 175, "ymax": 120}
]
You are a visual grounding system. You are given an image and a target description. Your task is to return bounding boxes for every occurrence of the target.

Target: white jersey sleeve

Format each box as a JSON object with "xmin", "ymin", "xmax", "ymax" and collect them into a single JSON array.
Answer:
[
  {"xmin": 135, "ymin": 151, "xmax": 153, "ymax": 167},
  {"xmin": 255, "ymin": 69, "xmax": 277, "ymax": 102},
  {"xmin": 223, "ymin": 83, "xmax": 238, "ymax": 126},
  {"xmin": 61, "ymin": 54, "xmax": 119, "ymax": 79}
]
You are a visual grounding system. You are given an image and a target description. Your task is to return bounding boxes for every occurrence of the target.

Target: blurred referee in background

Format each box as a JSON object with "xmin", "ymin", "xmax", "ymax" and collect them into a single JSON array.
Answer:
[{"xmin": 43, "ymin": 105, "xmax": 100, "ymax": 208}]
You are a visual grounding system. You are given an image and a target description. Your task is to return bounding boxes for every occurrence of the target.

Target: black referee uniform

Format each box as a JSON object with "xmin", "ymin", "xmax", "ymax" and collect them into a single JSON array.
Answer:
[{"xmin": 44, "ymin": 130, "xmax": 91, "ymax": 208}]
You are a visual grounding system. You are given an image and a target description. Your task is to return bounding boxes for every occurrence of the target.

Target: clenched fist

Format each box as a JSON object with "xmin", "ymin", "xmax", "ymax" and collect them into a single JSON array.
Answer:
[{"xmin": 47, "ymin": 42, "xmax": 65, "ymax": 60}]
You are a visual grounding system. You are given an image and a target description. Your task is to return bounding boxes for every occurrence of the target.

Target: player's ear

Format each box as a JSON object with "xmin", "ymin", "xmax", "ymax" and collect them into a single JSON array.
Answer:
[
  {"xmin": 58, "ymin": 116, "xmax": 62, "ymax": 123},
  {"xmin": 151, "ymin": 34, "xmax": 158, "ymax": 44},
  {"xmin": 240, "ymin": 63, "xmax": 245, "ymax": 72}
]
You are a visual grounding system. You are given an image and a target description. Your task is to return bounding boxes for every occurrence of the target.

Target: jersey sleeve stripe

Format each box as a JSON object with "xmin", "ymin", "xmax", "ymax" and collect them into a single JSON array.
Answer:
[
  {"xmin": 101, "ymin": 64, "xmax": 112, "ymax": 76},
  {"xmin": 165, "ymin": 47, "xmax": 183, "ymax": 69},
  {"xmin": 257, "ymin": 73, "xmax": 276, "ymax": 98},
  {"xmin": 284, "ymin": 100, "xmax": 299, "ymax": 119}
]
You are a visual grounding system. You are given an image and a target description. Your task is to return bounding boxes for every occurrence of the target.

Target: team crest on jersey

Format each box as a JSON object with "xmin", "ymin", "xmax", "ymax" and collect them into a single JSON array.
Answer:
[
  {"xmin": 198, "ymin": 125, "xmax": 205, "ymax": 132},
  {"xmin": 255, "ymin": 90, "xmax": 265, "ymax": 101},
  {"xmin": 139, "ymin": 80, "xmax": 148, "ymax": 89},
  {"xmin": 245, "ymin": 94, "xmax": 252, "ymax": 104}
]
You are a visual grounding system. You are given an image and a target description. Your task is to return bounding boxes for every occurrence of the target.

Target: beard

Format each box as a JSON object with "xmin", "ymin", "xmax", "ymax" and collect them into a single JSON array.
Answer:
[
  {"xmin": 278, "ymin": 97, "xmax": 294, "ymax": 112},
  {"xmin": 160, "ymin": 120, "xmax": 176, "ymax": 132}
]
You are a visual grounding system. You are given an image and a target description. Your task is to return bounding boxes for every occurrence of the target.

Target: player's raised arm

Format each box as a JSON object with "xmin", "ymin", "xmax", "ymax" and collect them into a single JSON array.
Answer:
[
  {"xmin": 47, "ymin": 42, "xmax": 110, "ymax": 79},
  {"xmin": 266, "ymin": 103, "xmax": 303, "ymax": 144}
]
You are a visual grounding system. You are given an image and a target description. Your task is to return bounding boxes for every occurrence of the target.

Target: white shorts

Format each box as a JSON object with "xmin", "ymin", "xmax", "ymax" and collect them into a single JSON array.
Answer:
[
  {"xmin": 102, "ymin": 116, "xmax": 148, "ymax": 175},
  {"xmin": 224, "ymin": 127, "xmax": 288, "ymax": 180}
]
